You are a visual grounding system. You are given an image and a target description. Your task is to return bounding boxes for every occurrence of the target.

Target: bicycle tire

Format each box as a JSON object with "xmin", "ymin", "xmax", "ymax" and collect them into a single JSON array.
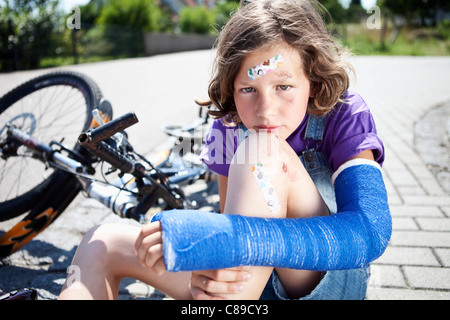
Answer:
[{"xmin": 0, "ymin": 71, "xmax": 108, "ymax": 257}]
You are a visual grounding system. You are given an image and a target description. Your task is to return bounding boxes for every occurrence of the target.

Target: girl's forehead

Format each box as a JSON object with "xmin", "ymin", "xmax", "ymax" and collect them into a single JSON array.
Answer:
[
  {"xmin": 241, "ymin": 45, "xmax": 303, "ymax": 73},
  {"xmin": 246, "ymin": 42, "xmax": 299, "ymax": 61}
]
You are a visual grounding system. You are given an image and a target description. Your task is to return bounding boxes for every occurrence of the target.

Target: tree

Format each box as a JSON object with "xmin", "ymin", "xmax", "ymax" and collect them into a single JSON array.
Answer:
[
  {"xmin": 346, "ymin": 0, "xmax": 366, "ymax": 23},
  {"xmin": 98, "ymin": 0, "xmax": 169, "ymax": 32},
  {"xmin": 319, "ymin": 0, "xmax": 346, "ymax": 24},
  {"xmin": 178, "ymin": 5, "xmax": 216, "ymax": 34},
  {"xmin": 214, "ymin": 0, "xmax": 240, "ymax": 31},
  {"xmin": 380, "ymin": 0, "xmax": 450, "ymax": 27},
  {"xmin": 79, "ymin": 0, "xmax": 106, "ymax": 28},
  {"xmin": 96, "ymin": 0, "xmax": 172, "ymax": 56},
  {"xmin": 0, "ymin": 0, "xmax": 61, "ymax": 71}
]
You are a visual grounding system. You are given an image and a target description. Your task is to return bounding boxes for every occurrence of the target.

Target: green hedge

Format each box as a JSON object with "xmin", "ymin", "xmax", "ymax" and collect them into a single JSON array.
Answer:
[{"xmin": 179, "ymin": 1, "xmax": 240, "ymax": 34}]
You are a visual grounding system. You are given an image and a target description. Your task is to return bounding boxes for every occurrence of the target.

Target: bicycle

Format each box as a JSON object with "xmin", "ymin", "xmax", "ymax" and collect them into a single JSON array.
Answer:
[{"xmin": 0, "ymin": 70, "xmax": 211, "ymax": 259}]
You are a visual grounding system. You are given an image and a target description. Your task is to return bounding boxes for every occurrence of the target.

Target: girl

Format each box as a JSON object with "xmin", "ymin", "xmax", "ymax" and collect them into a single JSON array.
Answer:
[{"xmin": 59, "ymin": 0, "xmax": 391, "ymax": 300}]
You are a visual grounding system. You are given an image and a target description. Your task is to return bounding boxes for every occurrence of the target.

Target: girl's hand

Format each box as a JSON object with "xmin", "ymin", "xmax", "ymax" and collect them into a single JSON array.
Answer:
[
  {"xmin": 135, "ymin": 221, "xmax": 166, "ymax": 275},
  {"xmin": 190, "ymin": 267, "xmax": 251, "ymax": 300}
]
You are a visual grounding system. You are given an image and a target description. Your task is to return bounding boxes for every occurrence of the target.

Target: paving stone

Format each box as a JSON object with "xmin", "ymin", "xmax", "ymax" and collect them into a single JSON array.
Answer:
[
  {"xmin": 403, "ymin": 196, "xmax": 450, "ymax": 207},
  {"xmin": 419, "ymin": 178, "xmax": 447, "ymax": 196},
  {"xmin": 366, "ymin": 287, "xmax": 450, "ymax": 300},
  {"xmin": 396, "ymin": 186, "xmax": 427, "ymax": 196},
  {"xmin": 403, "ymin": 266, "xmax": 450, "ymax": 290},
  {"xmin": 389, "ymin": 205, "xmax": 444, "ymax": 218},
  {"xmin": 392, "ymin": 217, "xmax": 419, "ymax": 231},
  {"xmin": 434, "ymin": 248, "xmax": 450, "ymax": 267},
  {"xmin": 368, "ymin": 265, "xmax": 407, "ymax": 288},
  {"xmin": 375, "ymin": 246, "xmax": 440, "ymax": 267},
  {"xmin": 390, "ymin": 231, "xmax": 450, "ymax": 248},
  {"xmin": 440, "ymin": 206, "xmax": 450, "ymax": 217},
  {"xmin": 385, "ymin": 169, "xmax": 420, "ymax": 188},
  {"xmin": 416, "ymin": 218, "xmax": 450, "ymax": 231}
]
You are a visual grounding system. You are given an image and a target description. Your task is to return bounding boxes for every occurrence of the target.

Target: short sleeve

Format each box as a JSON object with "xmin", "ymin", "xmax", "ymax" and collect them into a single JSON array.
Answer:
[
  {"xmin": 324, "ymin": 92, "xmax": 385, "ymax": 172},
  {"xmin": 200, "ymin": 119, "xmax": 239, "ymax": 176}
]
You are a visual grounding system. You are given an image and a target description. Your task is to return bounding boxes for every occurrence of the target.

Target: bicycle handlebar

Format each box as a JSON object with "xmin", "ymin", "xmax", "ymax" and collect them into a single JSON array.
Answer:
[
  {"xmin": 78, "ymin": 112, "xmax": 146, "ymax": 176},
  {"xmin": 80, "ymin": 112, "xmax": 138, "ymax": 145}
]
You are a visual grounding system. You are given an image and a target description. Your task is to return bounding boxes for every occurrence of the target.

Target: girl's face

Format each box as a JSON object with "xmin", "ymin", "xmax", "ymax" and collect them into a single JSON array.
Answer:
[{"xmin": 233, "ymin": 43, "xmax": 312, "ymax": 140}]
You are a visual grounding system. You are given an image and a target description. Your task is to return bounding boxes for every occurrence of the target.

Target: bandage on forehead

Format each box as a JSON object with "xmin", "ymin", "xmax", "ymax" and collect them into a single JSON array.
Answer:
[
  {"xmin": 248, "ymin": 54, "xmax": 284, "ymax": 80},
  {"xmin": 153, "ymin": 161, "xmax": 392, "ymax": 272}
]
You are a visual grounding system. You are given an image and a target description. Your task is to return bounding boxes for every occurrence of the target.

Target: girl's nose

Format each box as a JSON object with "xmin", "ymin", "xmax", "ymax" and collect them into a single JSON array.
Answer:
[{"xmin": 256, "ymin": 91, "xmax": 276, "ymax": 119}]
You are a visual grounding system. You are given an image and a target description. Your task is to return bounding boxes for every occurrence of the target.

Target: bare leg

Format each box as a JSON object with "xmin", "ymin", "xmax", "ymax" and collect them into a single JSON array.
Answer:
[
  {"xmin": 58, "ymin": 223, "xmax": 192, "ymax": 300},
  {"xmin": 59, "ymin": 132, "xmax": 327, "ymax": 300},
  {"xmin": 223, "ymin": 132, "xmax": 328, "ymax": 299}
]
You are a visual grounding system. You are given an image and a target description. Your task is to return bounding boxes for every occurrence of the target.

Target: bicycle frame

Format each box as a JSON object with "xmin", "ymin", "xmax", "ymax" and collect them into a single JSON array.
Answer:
[
  {"xmin": 0, "ymin": 70, "xmax": 212, "ymax": 259},
  {"xmin": 4, "ymin": 110, "xmax": 206, "ymax": 224}
]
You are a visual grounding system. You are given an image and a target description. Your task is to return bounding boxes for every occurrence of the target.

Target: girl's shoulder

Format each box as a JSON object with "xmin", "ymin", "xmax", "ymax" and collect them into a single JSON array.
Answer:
[
  {"xmin": 208, "ymin": 116, "xmax": 239, "ymax": 133},
  {"xmin": 330, "ymin": 91, "xmax": 371, "ymax": 118},
  {"xmin": 325, "ymin": 91, "xmax": 377, "ymax": 136},
  {"xmin": 323, "ymin": 91, "xmax": 385, "ymax": 171}
]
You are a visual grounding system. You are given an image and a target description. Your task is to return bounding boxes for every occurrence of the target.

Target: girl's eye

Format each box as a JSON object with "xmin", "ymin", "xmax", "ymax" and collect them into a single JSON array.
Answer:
[
  {"xmin": 278, "ymin": 85, "xmax": 291, "ymax": 91},
  {"xmin": 241, "ymin": 87, "xmax": 255, "ymax": 93}
]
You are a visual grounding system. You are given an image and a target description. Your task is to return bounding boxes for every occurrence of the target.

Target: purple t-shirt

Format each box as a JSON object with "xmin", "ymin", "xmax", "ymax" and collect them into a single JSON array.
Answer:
[{"xmin": 200, "ymin": 91, "xmax": 384, "ymax": 177}]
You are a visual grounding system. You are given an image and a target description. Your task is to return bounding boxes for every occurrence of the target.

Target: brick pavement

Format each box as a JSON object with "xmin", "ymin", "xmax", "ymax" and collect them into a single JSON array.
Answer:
[
  {"xmin": 349, "ymin": 56, "xmax": 450, "ymax": 300},
  {"xmin": 0, "ymin": 53, "xmax": 449, "ymax": 300}
]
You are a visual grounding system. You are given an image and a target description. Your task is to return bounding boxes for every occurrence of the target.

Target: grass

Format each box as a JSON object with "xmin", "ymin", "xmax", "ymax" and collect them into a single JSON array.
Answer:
[
  {"xmin": 336, "ymin": 23, "xmax": 450, "ymax": 56},
  {"xmin": 39, "ymin": 55, "xmax": 121, "ymax": 69}
]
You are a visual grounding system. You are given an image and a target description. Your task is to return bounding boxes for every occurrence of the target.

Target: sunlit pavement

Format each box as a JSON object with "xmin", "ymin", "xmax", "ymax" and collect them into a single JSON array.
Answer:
[{"xmin": 1, "ymin": 52, "xmax": 449, "ymax": 300}]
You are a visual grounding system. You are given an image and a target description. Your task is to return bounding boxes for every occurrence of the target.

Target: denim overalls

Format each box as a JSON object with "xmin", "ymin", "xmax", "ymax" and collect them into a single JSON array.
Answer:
[{"xmin": 238, "ymin": 115, "xmax": 371, "ymax": 300}]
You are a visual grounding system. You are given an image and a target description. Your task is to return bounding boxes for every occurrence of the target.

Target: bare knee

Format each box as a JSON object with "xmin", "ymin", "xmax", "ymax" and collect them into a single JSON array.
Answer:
[
  {"xmin": 73, "ymin": 224, "xmax": 138, "ymax": 272},
  {"xmin": 73, "ymin": 225, "xmax": 113, "ymax": 268},
  {"xmin": 231, "ymin": 133, "xmax": 286, "ymax": 181},
  {"xmin": 226, "ymin": 132, "xmax": 293, "ymax": 218},
  {"xmin": 227, "ymin": 132, "xmax": 326, "ymax": 219},
  {"xmin": 231, "ymin": 132, "xmax": 285, "ymax": 167}
]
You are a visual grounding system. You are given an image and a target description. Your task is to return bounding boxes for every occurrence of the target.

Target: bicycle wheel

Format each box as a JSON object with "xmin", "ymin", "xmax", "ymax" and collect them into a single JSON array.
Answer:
[{"xmin": 0, "ymin": 71, "xmax": 108, "ymax": 257}]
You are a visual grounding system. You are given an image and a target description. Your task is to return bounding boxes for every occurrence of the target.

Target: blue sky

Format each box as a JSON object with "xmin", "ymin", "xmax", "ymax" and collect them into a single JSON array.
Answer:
[
  {"xmin": 60, "ymin": 0, "xmax": 378, "ymax": 12},
  {"xmin": 59, "ymin": 0, "xmax": 89, "ymax": 11}
]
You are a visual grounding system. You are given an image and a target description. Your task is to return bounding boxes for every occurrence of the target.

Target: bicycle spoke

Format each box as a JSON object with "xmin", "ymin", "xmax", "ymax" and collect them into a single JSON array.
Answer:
[{"xmin": 0, "ymin": 74, "xmax": 94, "ymax": 205}]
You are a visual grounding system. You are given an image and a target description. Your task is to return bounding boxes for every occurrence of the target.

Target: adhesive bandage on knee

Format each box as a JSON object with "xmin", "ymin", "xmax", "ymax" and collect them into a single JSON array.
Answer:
[
  {"xmin": 152, "ymin": 161, "xmax": 392, "ymax": 272},
  {"xmin": 251, "ymin": 164, "xmax": 281, "ymax": 214}
]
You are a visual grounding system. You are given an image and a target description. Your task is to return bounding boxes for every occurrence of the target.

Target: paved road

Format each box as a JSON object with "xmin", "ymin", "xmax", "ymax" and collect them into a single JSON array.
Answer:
[{"xmin": 1, "ymin": 51, "xmax": 449, "ymax": 300}]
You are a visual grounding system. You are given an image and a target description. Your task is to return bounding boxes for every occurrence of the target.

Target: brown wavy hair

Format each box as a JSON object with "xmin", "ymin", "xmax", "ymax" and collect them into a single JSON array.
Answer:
[{"xmin": 199, "ymin": 0, "xmax": 354, "ymax": 124}]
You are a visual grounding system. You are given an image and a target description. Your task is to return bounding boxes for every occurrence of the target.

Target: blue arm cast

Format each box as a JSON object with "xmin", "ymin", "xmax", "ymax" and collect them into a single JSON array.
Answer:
[{"xmin": 152, "ymin": 164, "xmax": 392, "ymax": 272}]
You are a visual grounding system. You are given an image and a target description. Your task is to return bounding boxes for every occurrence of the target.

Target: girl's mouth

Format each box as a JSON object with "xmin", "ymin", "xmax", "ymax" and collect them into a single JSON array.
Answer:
[{"xmin": 255, "ymin": 126, "xmax": 281, "ymax": 133}]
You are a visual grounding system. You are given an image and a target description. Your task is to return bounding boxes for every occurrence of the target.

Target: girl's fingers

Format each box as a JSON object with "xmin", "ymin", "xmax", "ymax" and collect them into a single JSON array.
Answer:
[
  {"xmin": 193, "ymin": 274, "xmax": 245, "ymax": 295},
  {"xmin": 152, "ymin": 255, "xmax": 167, "ymax": 276},
  {"xmin": 135, "ymin": 222, "xmax": 164, "ymax": 269},
  {"xmin": 199, "ymin": 267, "xmax": 251, "ymax": 282},
  {"xmin": 134, "ymin": 221, "xmax": 161, "ymax": 254},
  {"xmin": 190, "ymin": 286, "xmax": 226, "ymax": 300}
]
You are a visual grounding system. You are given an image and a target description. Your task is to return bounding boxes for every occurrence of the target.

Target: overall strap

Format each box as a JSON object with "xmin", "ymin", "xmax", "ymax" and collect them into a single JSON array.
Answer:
[
  {"xmin": 237, "ymin": 123, "xmax": 251, "ymax": 144},
  {"xmin": 302, "ymin": 114, "xmax": 327, "ymax": 168},
  {"xmin": 304, "ymin": 114, "xmax": 327, "ymax": 143},
  {"xmin": 301, "ymin": 114, "xmax": 337, "ymax": 214}
]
